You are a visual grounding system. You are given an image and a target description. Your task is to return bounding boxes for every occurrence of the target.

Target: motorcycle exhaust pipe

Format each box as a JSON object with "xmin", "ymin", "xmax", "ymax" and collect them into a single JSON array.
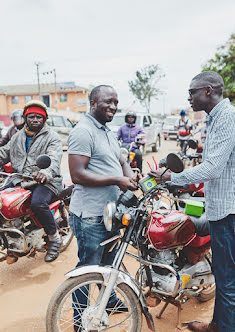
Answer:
[{"xmin": 0, "ymin": 228, "xmax": 29, "ymax": 253}]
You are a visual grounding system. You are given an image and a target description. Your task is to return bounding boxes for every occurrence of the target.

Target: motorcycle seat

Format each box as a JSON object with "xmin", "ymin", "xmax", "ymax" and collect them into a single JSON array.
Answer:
[
  {"xmin": 190, "ymin": 214, "xmax": 209, "ymax": 237},
  {"xmin": 57, "ymin": 184, "xmax": 74, "ymax": 200}
]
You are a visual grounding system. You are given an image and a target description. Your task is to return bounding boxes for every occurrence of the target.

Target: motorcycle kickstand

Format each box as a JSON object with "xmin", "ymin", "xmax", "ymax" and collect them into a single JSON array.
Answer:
[{"xmin": 156, "ymin": 298, "xmax": 187, "ymax": 331}]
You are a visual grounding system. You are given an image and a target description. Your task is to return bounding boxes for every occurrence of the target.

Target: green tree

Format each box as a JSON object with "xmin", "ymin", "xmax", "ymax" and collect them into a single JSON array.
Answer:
[
  {"xmin": 128, "ymin": 65, "xmax": 165, "ymax": 113},
  {"xmin": 202, "ymin": 33, "xmax": 235, "ymax": 103}
]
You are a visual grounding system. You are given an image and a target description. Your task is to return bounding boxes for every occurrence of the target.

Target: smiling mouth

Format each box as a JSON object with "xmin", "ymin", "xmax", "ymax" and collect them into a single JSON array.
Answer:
[{"xmin": 106, "ymin": 112, "xmax": 115, "ymax": 116}]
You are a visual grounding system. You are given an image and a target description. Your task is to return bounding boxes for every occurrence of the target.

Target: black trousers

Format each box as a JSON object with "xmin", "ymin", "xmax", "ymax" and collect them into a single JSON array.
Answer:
[
  {"xmin": 30, "ymin": 185, "xmax": 57, "ymax": 235},
  {"xmin": 133, "ymin": 149, "xmax": 143, "ymax": 172}
]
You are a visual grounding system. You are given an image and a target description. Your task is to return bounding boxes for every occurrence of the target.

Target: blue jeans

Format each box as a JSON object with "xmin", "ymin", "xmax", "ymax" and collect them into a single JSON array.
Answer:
[
  {"xmin": 209, "ymin": 214, "xmax": 235, "ymax": 331},
  {"xmin": 69, "ymin": 213, "xmax": 120, "ymax": 330}
]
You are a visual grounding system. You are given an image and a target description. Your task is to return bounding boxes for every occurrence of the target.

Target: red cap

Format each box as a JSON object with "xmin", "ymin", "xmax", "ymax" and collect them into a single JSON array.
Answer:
[{"xmin": 24, "ymin": 106, "xmax": 47, "ymax": 119}]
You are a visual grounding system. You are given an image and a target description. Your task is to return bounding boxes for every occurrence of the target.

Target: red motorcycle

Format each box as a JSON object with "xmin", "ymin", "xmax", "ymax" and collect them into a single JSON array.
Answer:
[
  {"xmin": 0, "ymin": 155, "xmax": 73, "ymax": 264},
  {"xmin": 46, "ymin": 153, "xmax": 214, "ymax": 332}
]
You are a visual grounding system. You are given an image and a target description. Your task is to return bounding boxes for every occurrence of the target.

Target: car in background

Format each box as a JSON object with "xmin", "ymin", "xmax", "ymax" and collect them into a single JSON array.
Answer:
[
  {"xmin": 109, "ymin": 112, "xmax": 161, "ymax": 152},
  {"xmin": 162, "ymin": 116, "xmax": 180, "ymax": 140},
  {"xmin": 47, "ymin": 113, "xmax": 75, "ymax": 150}
]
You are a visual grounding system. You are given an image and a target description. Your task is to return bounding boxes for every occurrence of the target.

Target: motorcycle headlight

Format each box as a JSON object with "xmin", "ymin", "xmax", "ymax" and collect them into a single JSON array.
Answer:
[{"xmin": 103, "ymin": 201, "xmax": 116, "ymax": 231}]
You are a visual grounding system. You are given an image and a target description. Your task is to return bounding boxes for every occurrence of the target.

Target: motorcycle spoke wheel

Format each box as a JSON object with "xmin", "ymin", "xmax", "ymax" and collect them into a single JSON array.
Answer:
[
  {"xmin": 197, "ymin": 252, "xmax": 215, "ymax": 302},
  {"xmin": 57, "ymin": 207, "xmax": 73, "ymax": 252},
  {"xmin": 46, "ymin": 273, "xmax": 142, "ymax": 332},
  {"xmin": 197, "ymin": 283, "xmax": 216, "ymax": 302}
]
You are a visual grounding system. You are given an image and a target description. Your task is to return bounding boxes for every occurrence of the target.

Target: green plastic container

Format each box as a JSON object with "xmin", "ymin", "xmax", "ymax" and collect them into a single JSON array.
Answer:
[{"xmin": 184, "ymin": 199, "xmax": 204, "ymax": 217}]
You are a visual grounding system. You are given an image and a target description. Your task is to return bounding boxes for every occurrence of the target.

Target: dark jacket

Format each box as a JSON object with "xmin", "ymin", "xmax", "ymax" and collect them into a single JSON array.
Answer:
[{"xmin": 0, "ymin": 126, "xmax": 18, "ymax": 146}]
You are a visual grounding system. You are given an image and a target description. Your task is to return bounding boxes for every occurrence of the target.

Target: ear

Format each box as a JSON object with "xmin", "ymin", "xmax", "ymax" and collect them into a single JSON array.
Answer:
[
  {"xmin": 90, "ymin": 100, "xmax": 96, "ymax": 108},
  {"xmin": 205, "ymin": 86, "xmax": 212, "ymax": 96}
]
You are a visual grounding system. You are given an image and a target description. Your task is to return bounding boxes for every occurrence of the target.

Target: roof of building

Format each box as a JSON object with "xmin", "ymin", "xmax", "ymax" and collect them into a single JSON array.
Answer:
[{"xmin": 0, "ymin": 83, "xmax": 89, "ymax": 96}]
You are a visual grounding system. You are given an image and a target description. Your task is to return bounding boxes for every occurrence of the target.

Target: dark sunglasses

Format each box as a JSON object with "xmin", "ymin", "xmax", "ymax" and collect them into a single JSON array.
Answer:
[{"xmin": 188, "ymin": 85, "xmax": 221, "ymax": 97}]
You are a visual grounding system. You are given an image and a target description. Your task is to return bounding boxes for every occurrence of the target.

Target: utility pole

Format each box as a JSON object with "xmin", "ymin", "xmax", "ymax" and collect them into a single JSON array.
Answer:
[
  {"xmin": 35, "ymin": 62, "xmax": 41, "ymax": 100},
  {"xmin": 43, "ymin": 68, "xmax": 58, "ymax": 111},
  {"xmin": 53, "ymin": 69, "xmax": 58, "ymax": 111}
]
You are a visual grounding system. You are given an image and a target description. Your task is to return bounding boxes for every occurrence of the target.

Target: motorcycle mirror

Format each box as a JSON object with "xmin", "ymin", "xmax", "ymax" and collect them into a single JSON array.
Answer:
[
  {"xmin": 188, "ymin": 139, "xmax": 198, "ymax": 150},
  {"xmin": 166, "ymin": 153, "xmax": 184, "ymax": 173},
  {"xmin": 36, "ymin": 155, "xmax": 51, "ymax": 169}
]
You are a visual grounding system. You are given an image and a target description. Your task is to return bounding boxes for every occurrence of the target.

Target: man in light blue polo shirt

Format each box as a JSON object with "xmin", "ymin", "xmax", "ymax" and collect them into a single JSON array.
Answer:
[{"xmin": 68, "ymin": 85, "xmax": 137, "ymax": 331}]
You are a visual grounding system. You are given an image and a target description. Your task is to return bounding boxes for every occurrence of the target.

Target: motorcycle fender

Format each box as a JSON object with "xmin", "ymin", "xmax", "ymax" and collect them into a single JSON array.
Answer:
[{"xmin": 66, "ymin": 265, "xmax": 155, "ymax": 331}]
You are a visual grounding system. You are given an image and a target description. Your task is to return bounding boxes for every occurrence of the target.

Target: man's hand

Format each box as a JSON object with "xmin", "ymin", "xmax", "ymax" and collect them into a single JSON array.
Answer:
[
  {"xmin": 148, "ymin": 169, "xmax": 172, "ymax": 183},
  {"xmin": 132, "ymin": 171, "xmax": 143, "ymax": 183},
  {"xmin": 117, "ymin": 176, "xmax": 138, "ymax": 192},
  {"xmin": 33, "ymin": 171, "xmax": 47, "ymax": 184}
]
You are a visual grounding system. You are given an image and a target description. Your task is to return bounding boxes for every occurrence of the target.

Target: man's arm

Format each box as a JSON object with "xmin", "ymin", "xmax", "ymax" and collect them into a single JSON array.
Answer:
[
  {"xmin": 69, "ymin": 154, "xmax": 136, "ymax": 191},
  {"xmin": 151, "ymin": 113, "xmax": 235, "ymax": 185},
  {"xmin": 0, "ymin": 127, "xmax": 12, "ymax": 147},
  {"xmin": 34, "ymin": 133, "xmax": 63, "ymax": 184},
  {"xmin": 0, "ymin": 141, "xmax": 11, "ymax": 166},
  {"xmin": 119, "ymin": 154, "xmax": 135, "ymax": 178}
]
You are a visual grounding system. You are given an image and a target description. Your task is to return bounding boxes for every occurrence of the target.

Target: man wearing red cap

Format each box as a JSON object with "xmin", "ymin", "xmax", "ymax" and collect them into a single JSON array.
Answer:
[{"xmin": 0, "ymin": 100, "xmax": 63, "ymax": 262}]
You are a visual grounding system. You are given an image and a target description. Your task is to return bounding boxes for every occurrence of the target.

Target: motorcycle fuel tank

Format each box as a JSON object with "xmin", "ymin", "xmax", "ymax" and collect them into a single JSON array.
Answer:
[
  {"xmin": 147, "ymin": 210, "xmax": 196, "ymax": 250},
  {"xmin": 0, "ymin": 187, "xmax": 32, "ymax": 220}
]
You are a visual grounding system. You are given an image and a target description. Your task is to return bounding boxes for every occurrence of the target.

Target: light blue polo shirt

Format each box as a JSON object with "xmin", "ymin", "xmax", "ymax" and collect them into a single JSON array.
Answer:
[{"xmin": 68, "ymin": 114, "xmax": 123, "ymax": 218}]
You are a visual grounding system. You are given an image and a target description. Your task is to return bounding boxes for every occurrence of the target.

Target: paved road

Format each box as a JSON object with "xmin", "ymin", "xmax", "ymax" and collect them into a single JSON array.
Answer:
[{"xmin": 0, "ymin": 139, "xmax": 213, "ymax": 332}]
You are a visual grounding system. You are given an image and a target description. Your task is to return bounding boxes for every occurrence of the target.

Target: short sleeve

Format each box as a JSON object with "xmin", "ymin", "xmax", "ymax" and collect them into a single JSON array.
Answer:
[{"xmin": 67, "ymin": 127, "xmax": 93, "ymax": 157}]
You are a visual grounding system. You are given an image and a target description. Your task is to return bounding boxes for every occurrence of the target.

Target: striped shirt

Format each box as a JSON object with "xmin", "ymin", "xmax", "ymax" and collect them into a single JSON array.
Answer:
[{"xmin": 171, "ymin": 99, "xmax": 235, "ymax": 221}]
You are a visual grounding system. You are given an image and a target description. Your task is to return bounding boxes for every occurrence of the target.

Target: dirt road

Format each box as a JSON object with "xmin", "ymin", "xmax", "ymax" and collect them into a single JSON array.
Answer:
[{"xmin": 0, "ymin": 139, "xmax": 214, "ymax": 331}]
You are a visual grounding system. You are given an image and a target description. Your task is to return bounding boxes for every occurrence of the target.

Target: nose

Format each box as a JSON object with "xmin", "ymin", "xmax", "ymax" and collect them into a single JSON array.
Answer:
[{"xmin": 109, "ymin": 102, "xmax": 117, "ymax": 112}]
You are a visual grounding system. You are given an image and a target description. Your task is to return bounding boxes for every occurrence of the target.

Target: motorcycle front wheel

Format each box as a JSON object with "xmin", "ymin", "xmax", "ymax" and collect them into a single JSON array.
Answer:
[{"xmin": 46, "ymin": 272, "xmax": 142, "ymax": 332}]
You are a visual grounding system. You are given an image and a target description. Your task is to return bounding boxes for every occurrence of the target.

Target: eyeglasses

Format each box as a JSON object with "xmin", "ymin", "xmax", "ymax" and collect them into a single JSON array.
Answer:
[{"xmin": 188, "ymin": 85, "xmax": 221, "ymax": 97}]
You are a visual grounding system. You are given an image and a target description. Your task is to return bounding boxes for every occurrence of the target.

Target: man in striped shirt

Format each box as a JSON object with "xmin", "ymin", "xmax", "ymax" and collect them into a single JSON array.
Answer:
[{"xmin": 151, "ymin": 71, "xmax": 235, "ymax": 332}]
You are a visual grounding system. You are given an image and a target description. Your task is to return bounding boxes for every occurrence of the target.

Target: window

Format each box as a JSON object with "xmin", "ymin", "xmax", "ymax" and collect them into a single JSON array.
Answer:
[
  {"xmin": 47, "ymin": 117, "xmax": 53, "ymax": 126},
  {"xmin": 143, "ymin": 116, "xmax": 150, "ymax": 127},
  {"xmin": 147, "ymin": 115, "xmax": 152, "ymax": 124},
  {"xmin": 12, "ymin": 96, "xmax": 19, "ymax": 104},
  {"xmin": 60, "ymin": 94, "xmax": 67, "ymax": 102},
  {"xmin": 52, "ymin": 116, "xmax": 65, "ymax": 127},
  {"xmin": 65, "ymin": 119, "xmax": 73, "ymax": 128},
  {"xmin": 25, "ymin": 95, "xmax": 33, "ymax": 103}
]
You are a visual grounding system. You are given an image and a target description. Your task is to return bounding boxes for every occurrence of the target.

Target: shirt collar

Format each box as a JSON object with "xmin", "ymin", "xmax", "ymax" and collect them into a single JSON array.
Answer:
[
  {"xmin": 126, "ymin": 123, "xmax": 136, "ymax": 128},
  {"xmin": 85, "ymin": 113, "xmax": 110, "ymax": 131},
  {"xmin": 208, "ymin": 98, "xmax": 230, "ymax": 119},
  {"xmin": 206, "ymin": 99, "xmax": 230, "ymax": 125}
]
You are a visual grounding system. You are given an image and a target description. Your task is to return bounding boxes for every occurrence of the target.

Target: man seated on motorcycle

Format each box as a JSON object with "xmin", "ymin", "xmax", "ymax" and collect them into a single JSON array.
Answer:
[
  {"xmin": 0, "ymin": 100, "xmax": 63, "ymax": 262},
  {"xmin": 175, "ymin": 110, "xmax": 192, "ymax": 155},
  {"xmin": 0, "ymin": 109, "xmax": 25, "ymax": 146},
  {"xmin": 117, "ymin": 111, "xmax": 144, "ymax": 172}
]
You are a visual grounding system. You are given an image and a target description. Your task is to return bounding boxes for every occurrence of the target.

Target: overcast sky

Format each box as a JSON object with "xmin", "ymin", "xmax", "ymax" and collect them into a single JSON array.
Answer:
[{"xmin": 0, "ymin": 0, "xmax": 234, "ymax": 114}]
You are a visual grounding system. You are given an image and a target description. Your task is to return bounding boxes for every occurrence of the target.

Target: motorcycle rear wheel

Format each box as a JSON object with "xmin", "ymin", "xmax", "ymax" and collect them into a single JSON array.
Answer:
[
  {"xmin": 197, "ymin": 253, "xmax": 215, "ymax": 302},
  {"xmin": 46, "ymin": 272, "xmax": 142, "ymax": 332},
  {"xmin": 56, "ymin": 206, "xmax": 73, "ymax": 252},
  {"xmin": 197, "ymin": 283, "xmax": 216, "ymax": 302}
]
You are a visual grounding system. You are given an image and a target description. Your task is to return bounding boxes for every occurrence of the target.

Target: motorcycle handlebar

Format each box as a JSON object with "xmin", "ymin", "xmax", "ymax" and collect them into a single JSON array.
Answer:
[{"xmin": 0, "ymin": 172, "xmax": 34, "ymax": 190}]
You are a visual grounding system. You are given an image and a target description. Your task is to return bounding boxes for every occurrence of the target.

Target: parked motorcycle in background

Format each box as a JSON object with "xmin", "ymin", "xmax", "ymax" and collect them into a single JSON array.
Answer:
[
  {"xmin": 46, "ymin": 153, "xmax": 214, "ymax": 332},
  {"xmin": 0, "ymin": 155, "xmax": 73, "ymax": 264}
]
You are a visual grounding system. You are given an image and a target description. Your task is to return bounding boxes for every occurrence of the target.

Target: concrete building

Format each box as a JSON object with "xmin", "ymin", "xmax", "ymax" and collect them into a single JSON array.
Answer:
[{"xmin": 0, "ymin": 82, "xmax": 90, "ymax": 118}]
